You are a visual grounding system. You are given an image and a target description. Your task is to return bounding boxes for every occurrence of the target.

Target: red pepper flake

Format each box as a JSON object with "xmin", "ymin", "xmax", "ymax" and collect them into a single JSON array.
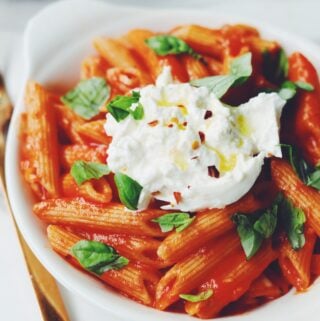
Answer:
[
  {"xmin": 151, "ymin": 191, "xmax": 161, "ymax": 196},
  {"xmin": 183, "ymin": 121, "xmax": 188, "ymax": 127},
  {"xmin": 208, "ymin": 165, "xmax": 220, "ymax": 178},
  {"xmin": 168, "ymin": 124, "xmax": 174, "ymax": 128},
  {"xmin": 204, "ymin": 110, "xmax": 213, "ymax": 119},
  {"xmin": 173, "ymin": 191, "xmax": 182, "ymax": 204},
  {"xmin": 148, "ymin": 120, "xmax": 159, "ymax": 127},
  {"xmin": 198, "ymin": 131, "xmax": 205, "ymax": 143}
]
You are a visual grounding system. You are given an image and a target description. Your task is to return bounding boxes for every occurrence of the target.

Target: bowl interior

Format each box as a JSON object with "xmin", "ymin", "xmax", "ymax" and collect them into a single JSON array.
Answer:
[{"xmin": 6, "ymin": 1, "xmax": 320, "ymax": 320}]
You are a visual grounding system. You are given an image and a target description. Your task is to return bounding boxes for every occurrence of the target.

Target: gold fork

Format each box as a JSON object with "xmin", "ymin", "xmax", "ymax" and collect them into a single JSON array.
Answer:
[{"xmin": 0, "ymin": 75, "xmax": 70, "ymax": 321}]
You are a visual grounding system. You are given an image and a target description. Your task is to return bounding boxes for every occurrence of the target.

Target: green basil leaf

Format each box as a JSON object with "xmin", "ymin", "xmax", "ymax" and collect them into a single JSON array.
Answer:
[
  {"xmin": 180, "ymin": 289, "xmax": 213, "ymax": 302},
  {"xmin": 152, "ymin": 212, "xmax": 195, "ymax": 233},
  {"xmin": 145, "ymin": 35, "xmax": 201, "ymax": 60},
  {"xmin": 278, "ymin": 80, "xmax": 314, "ymax": 100},
  {"xmin": 71, "ymin": 240, "xmax": 129, "ymax": 275},
  {"xmin": 253, "ymin": 204, "xmax": 278, "ymax": 238},
  {"xmin": 61, "ymin": 77, "xmax": 110, "ymax": 120},
  {"xmin": 280, "ymin": 144, "xmax": 313, "ymax": 184},
  {"xmin": 114, "ymin": 173, "xmax": 143, "ymax": 210},
  {"xmin": 295, "ymin": 81, "xmax": 314, "ymax": 92},
  {"xmin": 70, "ymin": 161, "xmax": 110, "ymax": 185},
  {"xmin": 280, "ymin": 198, "xmax": 306, "ymax": 250},
  {"xmin": 307, "ymin": 165, "xmax": 320, "ymax": 189},
  {"xmin": 232, "ymin": 213, "xmax": 263, "ymax": 260},
  {"xmin": 276, "ymin": 48, "xmax": 289, "ymax": 80},
  {"xmin": 107, "ymin": 91, "xmax": 144, "ymax": 122},
  {"xmin": 190, "ymin": 52, "xmax": 252, "ymax": 98}
]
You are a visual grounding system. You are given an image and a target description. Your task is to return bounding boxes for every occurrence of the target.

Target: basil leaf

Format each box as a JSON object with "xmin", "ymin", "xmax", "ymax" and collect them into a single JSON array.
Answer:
[
  {"xmin": 107, "ymin": 91, "xmax": 144, "ymax": 122},
  {"xmin": 253, "ymin": 204, "xmax": 278, "ymax": 238},
  {"xmin": 280, "ymin": 144, "xmax": 313, "ymax": 185},
  {"xmin": 71, "ymin": 161, "xmax": 110, "ymax": 185},
  {"xmin": 278, "ymin": 81, "xmax": 297, "ymax": 100},
  {"xmin": 276, "ymin": 48, "xmax": 289, "ymax": 80},
  {"xmin": 114, "ymin": 173, "xmax": 143, "ymax": 210},
  {"xmin": 61, "ymin": 77, "xmax": 110, "ymax": 120},
  {"xmin": 71, "ymin": 240, "xmax": 129, "ymax": 275},
  {"xmin": 280, "ymin": 198, "xmax": 306, "ymax": 250},
  {"xmin": 232, "ymin": 213, "xmax": 263, "ymax": 260},
  {"xmin": 307, "ymin": 165, "xmax": 320, "ymax": 189},
  {"xmin": 152, "ymin": 212, "xmax": 195, "ymax": 233},
  {"xmin": 145, "ymin": 35, "xmax": 201, "ymax": 60},
  {"xmin": 278, "ymin": 80, "xmax": 314, "ymax": 100},
  {"xmin": 191, "ymin": 52, "xmax": 252, "ymax": 98},
  {"xmin": 295, "ymin": 81, "xmax": 314, "ymax": 92},
  {"xmin": 180, "ymin": 289, "xmax": 213, "ymax": 302}
]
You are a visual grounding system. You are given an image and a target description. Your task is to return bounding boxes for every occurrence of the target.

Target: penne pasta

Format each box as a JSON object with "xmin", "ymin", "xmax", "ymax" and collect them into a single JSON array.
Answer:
[
  {"xmin": 60, "ymin": 144, "xmax": 108, "ymax": 169},
  {"xmin": 279, "ymin": 227, "xmax": 316, "ymax": 291},
  {"xmin": 81, "ymin": 55, "xmax": 110, "ymax": 79},
  {"xmin": 181, "ymin": 55, "xmax": 210, "ymax": 80},
  {"xmin": 271, "ymin": 158, "xmax": 320, "ymax": 236},
  {"xmin": 61, "ymin": 173, "xmax": 112, "ymax": 204},
  {"xmin": 34, "ymin": 198, "xmax": 166, "ymax": 237},
  {"xmin": 47, "ymin": 225, "xmax": 160, "ymax": 305},
  {"xmin": 157, "ymin": 193, "xmax": 264, "ymax": 263},
  {"xmin": 155, "ymin": 232, "xmax": 240, "ymax": 310},
  {"xmin": 311, "ymin": 254, "xmax": 320, "ymax": 276},
  {"xmin": 184, "ymin": 242, "xmax": 277, "ymax": 318},
  {"xmin": 75, "ymin": 120, "xmax": 111, "ymax": 146},
  {"xmin": 21, "ymin": 82, "xmax": 60, "ymax": 199}
]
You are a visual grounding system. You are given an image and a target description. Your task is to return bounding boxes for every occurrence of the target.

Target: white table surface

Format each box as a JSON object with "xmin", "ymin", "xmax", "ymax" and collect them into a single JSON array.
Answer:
[{"xmin": 1, "ymin": 1, "xmax": 320, "ymax": 321}]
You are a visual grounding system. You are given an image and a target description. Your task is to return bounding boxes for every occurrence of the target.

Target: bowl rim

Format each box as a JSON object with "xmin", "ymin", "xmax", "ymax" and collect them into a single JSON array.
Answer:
[{"xmin": 6, "ymin": 1, "xmax": 320, "ymax": 320}]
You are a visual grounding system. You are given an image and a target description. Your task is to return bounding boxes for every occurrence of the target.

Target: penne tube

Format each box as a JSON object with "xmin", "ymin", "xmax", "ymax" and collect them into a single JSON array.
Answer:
[
  {"xmin": 271, "ymin": 158, "xmax": 320, "ymax": 236},
  {"xmin": 158, "ymin": 55, "xmax": 189, "ymax": 83},
  {"xmin": 60, "ymin": 144, "xmax": 108, "ymax": 169},
  {"xmin": 185, "ymin": 242, "xmax": 277, "ymax": 318},
  {"xmin": 123, "ymin": 29, "xmax": 162, "ymax": 81},
  {"xmin": 34, "ymin": 198, "xmax": 166, "ymax": 237},
  {"xmin": 279, "ymin": 227, "xmax": 316, "ymax": 291},
  {"xmin": 93, "ymin": 37, "xmax": 142, "ymax": 70},
  {"xmin": 54, "ymin": 103, "xmax": 85, "ymax": 144},
  {"xmin": 47, "ymin": 225, "xmax": 159, "ymax": 305},
  {"xmin": 181, "ymin": 55, "xmax": 210, "ymax": 80},
  {"xmin": 71, "ymin": 229, "xmax": 170, "ymax": 268},
  {"xmin": 155, "ymin": 232, "xmax": 240, "ymax": 310},
  {"xmin": 75, "ymin": 120, "xmax": 111, "ymax": 146},
  {"xmin": 21, "ymin": 82, "xmax": 60, "ymax": 199},
  {"xmin": 311, "ymin": 254, "xmax": 320, "ymax": 276},
  {"xmin": 170, "ymin": 25, "xmax": 224, "ymax": 59},
  {"xmin": 61, "ymin": 173, "xmax": 112, "ymax": 204},
  {"xmin": 157, "ymin": 193, "xmax": 264, "ymax": 263},
  {"xmin": 81, "ymin": 55, "xmax": 110, "ymax": 79}
]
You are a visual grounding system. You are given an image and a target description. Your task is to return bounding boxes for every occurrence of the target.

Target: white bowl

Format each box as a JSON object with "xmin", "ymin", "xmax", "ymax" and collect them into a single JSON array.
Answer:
[{"xmin": 6, "ymin": 1, "xmax": 320, "ymax": 320}]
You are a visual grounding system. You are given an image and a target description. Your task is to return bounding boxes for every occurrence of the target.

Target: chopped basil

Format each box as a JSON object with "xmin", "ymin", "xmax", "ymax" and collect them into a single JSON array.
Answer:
[
  {"xmin": 276, "ymin": 48, "xmax": 289, "ymax": 80},
  {"xmin": 71, "ymin": 240, "xmax": 129, "ymax": 275},
  {"xmin": 190, "ymin": 52, "xmax": 252, "ymax": 98},
  {"xmin": 145, "ymin": 35, "xmax": 201, "ymax": 60},
  {"xmin": 70, "ymin": 161, "xmax": 110, "ymax": 185},
  {"xmin": 152, "ymin": 212, "xmax": 195, "ymax": 233},
  {"xmin": 179, "ymin": 289, "xmax": 213, "ymax": 302},
  {"xmin": 61, "ymin": 77, "xmax": 110, "ymax": 120},
  {"xmin": 232, "ymin": 213, "xmax": 263, "ymax": 260},
  {"xmin": 114, "ymin": 173, "xmax": 143, "ymax": 210},
  {"xmin": 279, "ymin": 197, "xmax": 306, "ymax": 250},
  {"xmin": 232, "ymin": 199, "xmax": 279, "ymax": 259},
  {"xmin": 280, "ymin": 144, "xmax": 320, "ymax": 189},
  {"xmin": 278, "ymin": 81, "xmax": 314, "ymax": 100},
  {"xmin": 107, "ymin": 91, "xmax": 144, "ymax": 122}
]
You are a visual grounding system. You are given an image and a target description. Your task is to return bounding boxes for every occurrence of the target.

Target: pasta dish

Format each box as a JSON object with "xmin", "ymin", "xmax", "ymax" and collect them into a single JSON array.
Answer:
[{"xmin": 19, "ymin": 24, "xmax": 320, "ymax": 318}]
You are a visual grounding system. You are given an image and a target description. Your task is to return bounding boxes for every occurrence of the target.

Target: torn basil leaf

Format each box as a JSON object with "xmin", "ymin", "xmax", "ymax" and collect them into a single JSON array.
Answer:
[
  {"xmin": 107, "ymin": 91, "xmax": 144, "ymax": 122},
  {"xmin": 114, "ymin": 173, "xmax": 143, "ymax": 210},
  {"xmin": 71, "ymin": 161, "xmax": 110, "ymax": 185},
  {"xmin": 179, "ymin": 289, "xmax": 213, "ymax": 302},
  {"xmin": 71, "ymin": 240, "xmax": 129, "ymax": 275},
  {"xmin": 145, "ymin": 35, "xmax": 201, "ymax": 60},
  {"xmin": 152, "ymin": 212, "xmax": 195, "ymax": 233},
  {"xmin": 61, "ymin": 77, "xmax": 110, "ymax": 120},
  {"xmin": 190, "ymin": 52, "xmax": 252, "ymax": 98},
  {"xmin": 278, "ymin": 80, "xmax": 314, "ymax": 100}
]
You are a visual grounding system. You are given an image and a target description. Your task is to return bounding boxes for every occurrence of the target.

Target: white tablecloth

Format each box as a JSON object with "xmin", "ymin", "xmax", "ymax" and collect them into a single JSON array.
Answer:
[{"xmin": 1, "ymin": 1, "xmax": 320, "ymax": 320}]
